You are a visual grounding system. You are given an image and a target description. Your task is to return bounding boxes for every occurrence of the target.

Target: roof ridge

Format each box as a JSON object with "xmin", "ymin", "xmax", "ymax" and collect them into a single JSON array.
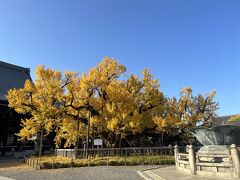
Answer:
[
  {"xmin": 0, "ymin": 61, "xmax": 32, "ymax": 101},
  {"xmin": 0, "ymin": 60, "xmax": 30, "ymax": 72}
]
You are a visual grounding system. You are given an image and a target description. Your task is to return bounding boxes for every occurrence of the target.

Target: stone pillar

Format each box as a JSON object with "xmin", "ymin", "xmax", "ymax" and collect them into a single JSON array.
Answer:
[
  {"xmin": 174, "ymin": 145, "xmax": 179, "ymax": 169},
  {"xmin": 188, "ymin": 145, "xmax": 196, "ymax": 175},
  {"xmin": 230, "ymin": 144, "xmax": 240, "ymax": 178}
]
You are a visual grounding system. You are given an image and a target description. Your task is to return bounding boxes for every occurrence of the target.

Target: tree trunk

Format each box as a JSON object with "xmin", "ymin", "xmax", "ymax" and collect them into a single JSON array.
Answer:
[
  {"xmin": 74, "ymin": 118, "xmax": 80, "ymax": 159},
  {"xmin": 161, "ymin": 132, "xmax": 164, "ymax": 147},
  {"xmin": 92, "ymin": 124, "xmax": 94, "ymax": 148},
  {"xmin": 39, "ymin": 124, "xmax": 44, "ymax": 158},
  {"xmin": 119, "ymin": 134, "xmax": 122, "ymax": 156},
  {"xmin": 86, "ymin": 111, "xmax": 91, "ymax": 158},
  {"xmin": 101, "ymin": 95, "xmax": 104, "ymax": 151}
]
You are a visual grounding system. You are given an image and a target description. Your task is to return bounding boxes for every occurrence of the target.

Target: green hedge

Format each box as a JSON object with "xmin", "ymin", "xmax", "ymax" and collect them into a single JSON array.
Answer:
[{"xmin": 27, "ymin": 155, "xmax": 175, "ymax": 169}]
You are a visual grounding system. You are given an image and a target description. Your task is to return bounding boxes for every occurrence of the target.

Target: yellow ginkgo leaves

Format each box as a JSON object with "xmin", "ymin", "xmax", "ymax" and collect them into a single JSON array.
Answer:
[{"xmin": 7, "ymin": 57, "xmax": 218, "ymax": 150}]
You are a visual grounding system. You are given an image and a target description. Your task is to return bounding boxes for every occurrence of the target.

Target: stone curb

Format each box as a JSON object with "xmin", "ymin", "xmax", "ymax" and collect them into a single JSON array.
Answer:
[
  {"xmin": 0, "ymin": 176, "xmax": 15, "ymax": 180},
  {"xmin": 138, "ymin": 170, "xmax": 166, "ymax": 180},
  {"xmin": 137, "ymin": 166, "xmax": 167, "ymax": 180},
  {"xmin": 138, "ymin": 166, "xmax": 237, "ymax": 180}
]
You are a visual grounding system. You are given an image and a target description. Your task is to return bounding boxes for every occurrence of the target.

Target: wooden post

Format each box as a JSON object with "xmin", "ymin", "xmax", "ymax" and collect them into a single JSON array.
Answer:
[
  {"xmin": 124, "ymin": 150, "xmax": 127, "ymax": 166},
  {"xmin": 169, "ymin": 144, "xmax": 173, "ymax": 156},
  {"xmin": 231, "ymin": 144, "xmax": 240, "ymax": 177},
  {"xmin": 36, "ymin": 159, "xmax": 38, "ymax": 169},
  {"xmin": 86, "ymin": 111, "xmax": 91, "ymax": 158},
  {"xmin": 92, "ymin": 124, "xmax": 95, "ymax": 149},
  {"xmin": 188, "ymin": 145, "xmax": 196, "ymax": 175},
  {"xmin": 174, "ymin": 145, "xmax": 179, "ymax": 169},
  {"xmin": 142, "ymin": 153, "xmax": 144, "ymax": 165},
  {"xmin": 71, "ymin": 157, "xmax": 73, "ymax": 168},
  {"xmin": 32, "ymin": 159, "xmax": 35, "ymax": 168},
  {"xmin": 52, "ymin": 158, "xmax": 54, "ymax": 169}
]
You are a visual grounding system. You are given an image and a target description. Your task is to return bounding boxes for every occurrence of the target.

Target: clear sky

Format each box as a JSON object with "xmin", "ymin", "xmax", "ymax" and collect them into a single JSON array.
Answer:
[{"xmin": 0, "ymin": 0, "xmax": 239, "ymax": 116}]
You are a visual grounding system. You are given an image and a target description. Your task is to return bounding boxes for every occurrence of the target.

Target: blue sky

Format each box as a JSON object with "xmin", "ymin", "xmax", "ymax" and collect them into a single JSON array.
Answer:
[{"xmin": 0, "ymin": 0, "xmax": 239, "ymax": 116}]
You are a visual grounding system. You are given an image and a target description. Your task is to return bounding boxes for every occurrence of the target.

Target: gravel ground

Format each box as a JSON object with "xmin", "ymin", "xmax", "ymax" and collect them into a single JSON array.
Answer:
[{"xmin": 0, "ymin": 165, "xmax": 157, "ymax": 180}]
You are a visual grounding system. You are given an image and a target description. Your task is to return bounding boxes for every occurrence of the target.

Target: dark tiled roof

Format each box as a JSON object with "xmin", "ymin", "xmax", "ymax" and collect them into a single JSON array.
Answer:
[{"xmin": 0, "ymin": 61, "xmax": 32, "ymax": 101}]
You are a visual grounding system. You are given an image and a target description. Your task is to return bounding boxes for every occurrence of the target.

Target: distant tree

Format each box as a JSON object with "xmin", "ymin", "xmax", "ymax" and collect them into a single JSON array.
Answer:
[{"xmin": 229, "ymin": 115, "xmax": 240, "ymax": 122}]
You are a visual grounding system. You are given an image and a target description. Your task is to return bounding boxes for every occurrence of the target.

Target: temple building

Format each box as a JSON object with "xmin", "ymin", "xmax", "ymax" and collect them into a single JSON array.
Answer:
[{"xmin": 0, "ymin": 61, "xmax": 32, "ymax": 155}]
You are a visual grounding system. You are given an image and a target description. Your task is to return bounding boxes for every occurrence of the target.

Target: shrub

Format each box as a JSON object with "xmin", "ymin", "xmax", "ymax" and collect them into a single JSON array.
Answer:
[{"xmin": 26, "ymin": 155, "xmax": 175, "ymax": 169}]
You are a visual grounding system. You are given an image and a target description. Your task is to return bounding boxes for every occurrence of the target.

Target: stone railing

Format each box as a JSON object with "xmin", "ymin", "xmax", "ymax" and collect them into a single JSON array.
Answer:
[{"xmin": 174, "ymin": 144, "xmax": 240, "ymax": 179}]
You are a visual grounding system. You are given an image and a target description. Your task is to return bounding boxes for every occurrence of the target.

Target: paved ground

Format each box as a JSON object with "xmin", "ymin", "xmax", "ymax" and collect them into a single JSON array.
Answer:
[
  {"xmin": 0, "ymin": 157, "xmax": 22, "ymax": 168},
  {"xmin": 0, "ymin": 164, "xmax": 158, "ymax": 180},
  {"xmin": 0, "ymin": 157, "xmax": 234, "ymax": 180},
  {"xmin": 139, "ymin": 166, "xmax": 236, "ymax": 180}
]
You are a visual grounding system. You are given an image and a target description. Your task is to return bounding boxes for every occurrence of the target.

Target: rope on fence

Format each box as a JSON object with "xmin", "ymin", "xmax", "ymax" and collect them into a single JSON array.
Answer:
[{"xmin": 125, "ymin": 138, "xmax": 141, "ymax": 157}]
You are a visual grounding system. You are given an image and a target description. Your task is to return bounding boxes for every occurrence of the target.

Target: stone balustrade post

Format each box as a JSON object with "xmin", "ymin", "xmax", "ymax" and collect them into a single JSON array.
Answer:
[
  {"xmin": 174, "ymin": 145, "xmax": 179, "ymax": 169},
  {"xmin": 231, "ymin": 144, "xmax": 240, "ymax": 178},
  {"xmin": 188, "ymin": 145, "xmax": 196, "ymax": 175}
]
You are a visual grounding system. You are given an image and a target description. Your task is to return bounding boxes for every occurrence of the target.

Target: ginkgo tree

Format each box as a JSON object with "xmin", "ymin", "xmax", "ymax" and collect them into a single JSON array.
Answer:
[
  {"xmin": 7, "ymin": 57, "xmax": 219, "ymax": 154},
  {"xmin": 102, "ymin": 69, "xmax": 166, "ymax": 148},
  {"xmin": 153, "ymin": 87, "xmax": 219, "ymax": 144},
  {"xmin": 54, "ymin": 58, "xmax": 126, "ymax": 156},
  {"xmin": 7, "ymin": 65, "xmax": 64, "ymax": 156}
]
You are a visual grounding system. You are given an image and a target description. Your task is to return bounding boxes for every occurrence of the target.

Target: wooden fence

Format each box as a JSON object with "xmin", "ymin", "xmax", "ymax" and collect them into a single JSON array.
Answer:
[{"xmin": 56, "ymin": 146, "xmax": 174, "ymax": 158}]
